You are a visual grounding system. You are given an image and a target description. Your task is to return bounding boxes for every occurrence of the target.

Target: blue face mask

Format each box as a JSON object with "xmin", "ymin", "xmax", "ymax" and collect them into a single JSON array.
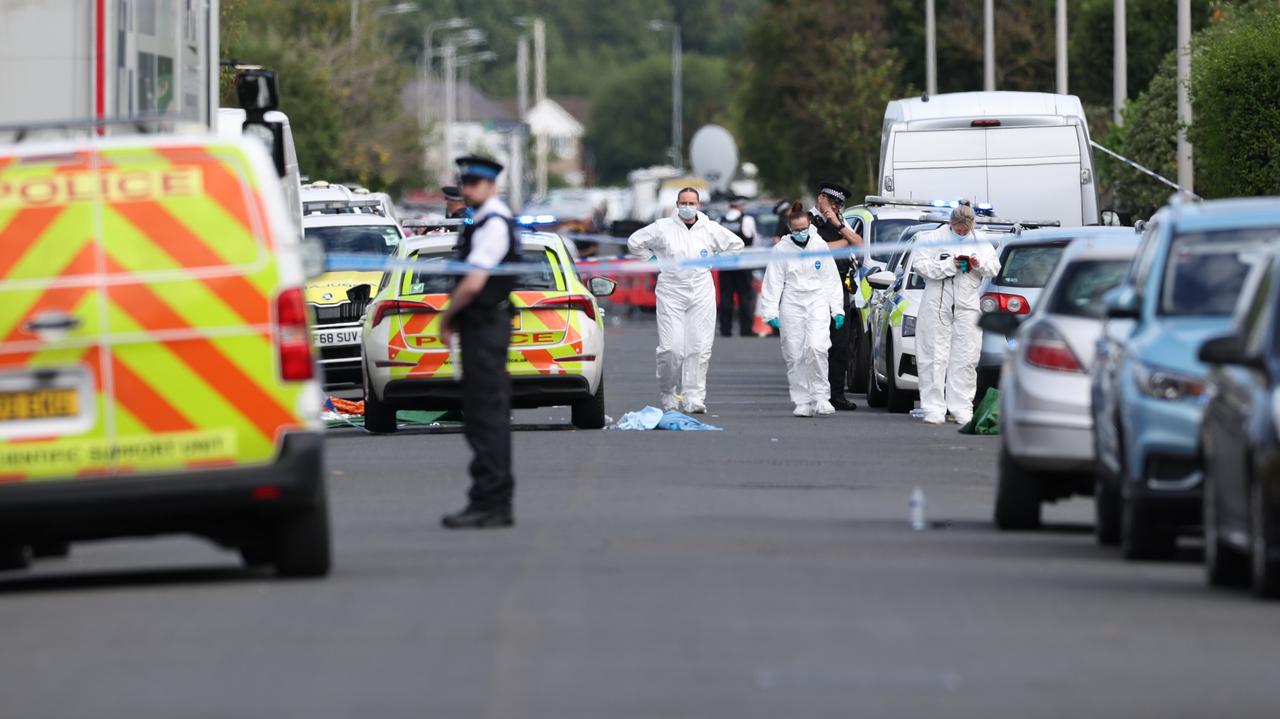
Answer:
[{"xmin": 790, "ymin": 229, "xmax": 809, "ymax": 245}]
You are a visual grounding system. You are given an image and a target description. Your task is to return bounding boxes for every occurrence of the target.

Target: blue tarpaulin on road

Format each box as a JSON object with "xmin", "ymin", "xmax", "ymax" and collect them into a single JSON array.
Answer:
[{"xmin": 611, "ymin": 406, "xmax": 722, "ymax": 431}]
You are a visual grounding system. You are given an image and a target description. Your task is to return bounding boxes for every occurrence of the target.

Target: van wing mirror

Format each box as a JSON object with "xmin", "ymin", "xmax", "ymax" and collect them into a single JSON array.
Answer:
[
  {"xmin": 346, "ymin": 284, "xmax": 374, "ymax": 304},
  {"xmin": 866, "ymin": 270, "xmax": 896, "ymax": 290},
  {"xmin": 978, "ymin": 311, "xmax": 1022, "ymax": 336},
  {"xmin": 236, "ymin": 68, "xmax": 280, "ymax": 113}
]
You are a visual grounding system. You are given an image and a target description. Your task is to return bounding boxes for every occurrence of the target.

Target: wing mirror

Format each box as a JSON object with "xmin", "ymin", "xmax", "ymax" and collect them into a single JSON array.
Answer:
[
  {"xmin": 1198, "ymin": 333, "xmax": 1264, "ymax": 369},
  {"xmin": 1102, "ymin": 285, "xmax": 1140, "ymax": 320},
  {"xmin": 346, "ymin": 283, "xmax": 373, "ymax": 304},
  {"xmin": 978, "ymin": 311, "xmax": 1022, "ymax": 336},
  {"xmin": 866, "ymin": 270, "xmax": 896, "ymax": 290},
  {"xmin": 588, "ymin": 276, "xmax": 617, "ymax": 297}
]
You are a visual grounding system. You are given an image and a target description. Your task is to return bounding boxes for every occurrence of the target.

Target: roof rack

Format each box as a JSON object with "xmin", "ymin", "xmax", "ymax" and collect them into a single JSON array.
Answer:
[{"xmin": 864, "ymin": 195, "xmax": 938, "ymax": 209}]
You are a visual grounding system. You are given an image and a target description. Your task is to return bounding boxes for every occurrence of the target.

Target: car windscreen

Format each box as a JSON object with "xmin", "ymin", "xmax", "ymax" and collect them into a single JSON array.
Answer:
[
  {"xmin": 1159, "ymin": 227, "xmax": 1279, "ymax": 317},
  {"xmin": 995, "ymin": 242, "xmax": 1067, "ymax": 288},
  {"xmin": 403, "ymin": 247, "xmax": 560, "ymax": 296},
  {"xmin": 1047, "ymin": 259, "xmax": 1132, "ymax": 318},
  {"xmin": 871, "ymin": 219, "xmax": 918, "ymax": 262},
  {"xmin": 306, "ymin": 224, "xmax": 401, "ymax": 269}
]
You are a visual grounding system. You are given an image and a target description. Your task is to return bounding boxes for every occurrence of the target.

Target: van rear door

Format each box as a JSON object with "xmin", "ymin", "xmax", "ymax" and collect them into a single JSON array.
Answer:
[
  {"xmin": 890, "ymin": 129, "xmax": 988, "ymax": 202},
  {"xmin": 985, "ymin": 126, "xmax": 1083, "ymax": 226}
]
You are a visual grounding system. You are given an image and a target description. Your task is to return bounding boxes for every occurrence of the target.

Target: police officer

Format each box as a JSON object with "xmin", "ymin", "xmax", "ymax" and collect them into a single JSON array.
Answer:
[
  {"xmin": 717, "ymin": 196, "xmax": 757, "ymax": 337},
  {"xmin": 437, "ymin": 157, "xmax": 520, "ymax": 529},
  {"xmin": 442, "ymin": 185, "xmax": 468, "ymax": 219},
  {"xmin": 808, "ymin": 182, "xmax": 863, "ymax": 411}
]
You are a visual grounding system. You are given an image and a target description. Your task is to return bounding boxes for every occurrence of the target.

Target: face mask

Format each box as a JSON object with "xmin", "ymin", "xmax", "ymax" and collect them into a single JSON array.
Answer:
[
  {"xmin": 677, "ymin": 206, "xmax": 698, "ymax": 221},
  {"xmin": 790, "ymin": 229, "xmax": 809, "ymax": 245}
]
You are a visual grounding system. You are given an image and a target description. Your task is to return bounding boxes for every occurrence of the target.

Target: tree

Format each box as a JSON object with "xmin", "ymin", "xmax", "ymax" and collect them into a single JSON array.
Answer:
[
  {"xmin": 585, "ymin": 54, "xmax": 732, "ymax": 185},
  {"xmin": 1190, "ymin": 5, "xmax": 1280, "ymax": 198},
  {"xmin": 1100, "ymin": 51, "xmax": 1181, "ymax": 219}
]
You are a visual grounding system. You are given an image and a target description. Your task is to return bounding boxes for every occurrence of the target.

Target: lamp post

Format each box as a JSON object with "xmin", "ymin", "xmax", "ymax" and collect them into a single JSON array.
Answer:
[
  {"xmin": 649, "ymin": 19, "xmax": 683, "ymax": 171},
  {"xmin": 1176, "ymin": 0, "xmax": 1193, "ymax": 194},
  {"xmin": 925, "ymin": 0, "xmax": 937, "ymax": 96},
  {"xmin": 438, "ymin": 30, "xmax": 487, "ymax": 185},
  {"xmin": 1114, "ymin": 0, "xmax": 1127, "ymax": 125},
  {"xmin": 983, "ymin": 0, "xmax": 995, "ymax": 91},
  {"xmin": 1056, "ymin": 0, "xmax": 1068, "ymax": 94},
  {"xmin": 457, "ymin": 50, "xmax": 497, "ymax": 123}
]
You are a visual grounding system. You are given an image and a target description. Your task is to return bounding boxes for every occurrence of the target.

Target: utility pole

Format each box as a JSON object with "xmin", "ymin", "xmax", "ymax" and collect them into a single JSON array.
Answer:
[
  {"xmin": 925, "ymin": 0, "xmax": 937, "ymax": 96},
  {"xmin": 442, "ymin": 41, "xmax": 456, "ymax": 187},
  {"xmin": 1114, "ymin": 0, "xmax": 1127, "ymax": 124},
  {"xmin": 350, "ymin": 0, "xmax": 359, "ymax": 37},
  {"xmin": 1176, "ymin": 0, "xmax": 1193, "ymax": 194},
  {"xmin": 983, "ymin": 0, "xmax": 995, "ymax": 91},
  {"xmin": 516, "ymin": 34, "xmax": 529, "ymax": 119},
  {"xmin": 533, "ymin": 17, "xmax": 547, "ymax": 199},
  {"xmin": 1056, "ymin": 0, "xmax": 1068, "ymax": 94},
  {"xmin": 672, "ymin": 23, "xmax": 683, "ymax": 170}
]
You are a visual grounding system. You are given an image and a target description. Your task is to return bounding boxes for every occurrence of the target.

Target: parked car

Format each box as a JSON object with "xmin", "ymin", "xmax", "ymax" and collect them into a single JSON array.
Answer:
[
  {"xmin": 980, "ymin": 229, "xmax": 1141, "ymax": 529},
  {"xmin": 976, "ymin": 229, "xmax": 1082, "ymax": 402},
  {"xmin": 1092, "ymin": 197, "xmax": 1280, "ymax": 560},
  {"xmin": 1198, "ymin": 253, "xmax": 1280, "ymax": 597}
]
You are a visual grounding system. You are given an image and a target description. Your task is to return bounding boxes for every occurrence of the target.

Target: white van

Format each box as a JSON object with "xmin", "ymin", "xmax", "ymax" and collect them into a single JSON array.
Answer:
[
  {"xmin": 219, "ymin": 107, "xmax": 303, "ymax": 237},
  {"xmin": 879, "ymin": 92, "xmax": 1098, "ymax": 226}
]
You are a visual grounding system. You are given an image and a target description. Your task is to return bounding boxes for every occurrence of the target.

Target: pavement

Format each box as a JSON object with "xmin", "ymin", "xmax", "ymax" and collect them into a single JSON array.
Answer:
[{"xmin": 1, "ymin": 315, "xmax": 1278, "ymax": 718}]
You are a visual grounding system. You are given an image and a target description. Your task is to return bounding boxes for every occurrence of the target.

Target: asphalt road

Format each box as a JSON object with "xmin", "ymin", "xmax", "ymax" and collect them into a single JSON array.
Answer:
[{"xmin": 1, "ymin": 315, "xmax": 1278, "ymax": 718}]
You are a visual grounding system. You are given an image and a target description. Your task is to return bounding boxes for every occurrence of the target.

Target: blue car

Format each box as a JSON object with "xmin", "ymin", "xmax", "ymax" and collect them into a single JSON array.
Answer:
[{"xmin": 1092, "ymin": 197, "xmax": 1280, "ymax": 560}]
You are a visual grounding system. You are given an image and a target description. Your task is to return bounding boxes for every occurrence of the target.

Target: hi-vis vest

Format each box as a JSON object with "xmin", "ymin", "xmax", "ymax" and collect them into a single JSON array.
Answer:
[{"xmin": 0, "ymin": 136, "xmax": 313, "ymax": 481}]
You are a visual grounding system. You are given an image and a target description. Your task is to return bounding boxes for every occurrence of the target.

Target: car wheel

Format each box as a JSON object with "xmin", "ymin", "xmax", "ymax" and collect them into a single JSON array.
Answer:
[
  {"xmin": 848, "ymin": 323, "xmax": 869, "ymax": 394},
  {"xmin": 1121, "ymin": 495, "xmax": 1177, "ymax": 561},
  {"xmin": 363, "ymin": 366, "xmax": 398, "ymax": 434},
  {"xmin": 885, "ymin": 337, "xmax": 915, "ymax": 414},
  {"xmin": 572, "ymin": 377, "xmax": 607, "ymax": 430},
  {"xmin": 0, "ymin": 544, "xmax": 31, "ymax": 571},
  {"xmin": 271, "ymin": 494, "xmax": 332, "ymax": 579},
  {"xmin": 1094, "ymin": 475, "xmax": 1121, "ymax": 547},
  {"xmin": 30, "ymin": 541, "xmax": 70, "ymax": 559},
  {"xmin": 994, "ymin": 446, "xmax": 1042, "ymax": 530},
  {"xmin": 1250, "ymin": 479, "xmax": 1280, "ymax": 599},
  {"xmin": 865, "ymin": 343, "xmax": 887, "ymax": 409},
  {"xmin": 1204, "ymin": 471, "xmax": 1249, "ymax": 587}
]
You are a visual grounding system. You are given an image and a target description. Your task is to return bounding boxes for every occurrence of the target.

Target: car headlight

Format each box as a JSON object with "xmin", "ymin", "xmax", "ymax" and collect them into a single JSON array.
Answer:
[
  {"xmin": 902, "ymin": 315, "xmax": 917, "ymax": 337},
  {"xmin": 1132, "ymin": 361, "xmax": 1205, "ymax": 401}
]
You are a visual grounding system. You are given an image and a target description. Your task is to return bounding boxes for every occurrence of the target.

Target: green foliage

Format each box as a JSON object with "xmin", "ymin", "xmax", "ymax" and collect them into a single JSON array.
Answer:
[
  {"xmin": 221, "ymin": 0, "xmax": 426, "ymax": 193},
  {"xmin": 585, "ymin": 54, "xmax": 732, "ymax": 185},
  {"xmin": 1189, "ymin": 6, "xmax": 1280, "ymax": 198}
]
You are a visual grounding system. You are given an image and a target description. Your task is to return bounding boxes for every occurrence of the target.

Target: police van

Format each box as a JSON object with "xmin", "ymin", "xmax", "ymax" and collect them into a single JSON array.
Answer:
[{"xmin": 0, "ymin": 73, "xmax": 331, "ymax": 578}]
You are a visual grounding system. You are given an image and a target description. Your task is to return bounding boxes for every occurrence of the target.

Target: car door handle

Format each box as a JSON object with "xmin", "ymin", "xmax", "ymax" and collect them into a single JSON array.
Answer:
[{"xmin": 25, "ymin": 311, "xmax": 82, "ymax": 332}]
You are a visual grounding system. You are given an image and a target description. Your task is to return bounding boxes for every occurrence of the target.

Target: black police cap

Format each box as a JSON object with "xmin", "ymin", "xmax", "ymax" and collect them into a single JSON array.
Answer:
[
  {"xmin": 456, "ymin": 156, "xmax": 504, "ymax": 181},
  {"xmin": 441, "ymin": 185, "xmax": 463, "ymax": 201},
  {"xmin": 818, "ymin": 182, "xmax": 851, "ymax": 205}
]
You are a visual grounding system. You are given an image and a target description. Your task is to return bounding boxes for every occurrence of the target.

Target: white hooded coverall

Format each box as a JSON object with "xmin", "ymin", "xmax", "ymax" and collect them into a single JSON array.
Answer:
[
  {"xmin": 911, "ymin": 229, "xmax": 1001, "ymax": 421},
  {"xmin": 757, "ymin": 229, "xmax": 845, "ymax": 409},
  {"xmin": 628, "ymin": 213, "xmax": 745, "ymax": 409}
]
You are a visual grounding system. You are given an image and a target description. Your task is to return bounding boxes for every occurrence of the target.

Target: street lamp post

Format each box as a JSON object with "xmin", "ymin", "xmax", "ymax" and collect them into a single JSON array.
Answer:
[
  {"xmin": 649, "ymin": 20, "xmax": 683, "ymax": 171},
  {"xmin": 1056, "ymin": 0, "xmax": 1068, "ymax": 94},
  {"xmin": 1114, "ymin": 0, "xmax": 1127, "ymax": 125},
  {"xmin": 1176, "ymin": 0, "xmax": 1193, "ymax": 194},
  {"xmin": 983, "ymin": 0, "xmax": 995, "ymax": 91},
  {"xmin": 925, "ymin": 0, "xmax": 937, "ymax": 95}
]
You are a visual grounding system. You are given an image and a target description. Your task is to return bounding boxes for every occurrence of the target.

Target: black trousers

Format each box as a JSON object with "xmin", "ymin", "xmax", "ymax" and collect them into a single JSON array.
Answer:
[
  {"xmin": 717, "ymin": 270, "xmax": 756, "ymax": 336},
  {"xmin": 459, "ymin": 306, "xmax": 514, "ymax": 510},
  {"xmin": 828, "ymin": 295, "xmax": 853, "ymax": 399}
]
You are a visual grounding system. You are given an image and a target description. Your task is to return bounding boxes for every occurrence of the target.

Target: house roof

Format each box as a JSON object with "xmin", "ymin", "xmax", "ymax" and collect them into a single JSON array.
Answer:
[
  {"xmin": 402, "ymin": 79, "xmax": 521, "ymax": 123},
  {"xmin": 526, "ymin": 98, "xmax": 584, "ymax": 139}
]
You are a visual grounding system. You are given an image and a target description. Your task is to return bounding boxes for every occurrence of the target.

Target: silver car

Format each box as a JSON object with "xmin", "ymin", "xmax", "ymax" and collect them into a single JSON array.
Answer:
[{"xmin": 981, "ymin": 229, "xmax": 1141, "ymax": 529}]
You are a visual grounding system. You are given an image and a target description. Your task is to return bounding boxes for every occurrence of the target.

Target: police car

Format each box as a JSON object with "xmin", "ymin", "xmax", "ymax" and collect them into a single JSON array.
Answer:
[
  {"xmin": 301, "ymin": 181, "xmax": 405, "ymax": 392},
  {"xmin": 360, "ymin": 231, "xmax": 616, "ymax": 432},
  {"xmin": 865, "ymin": 223, "xmax": 938, "ymax": 412}
]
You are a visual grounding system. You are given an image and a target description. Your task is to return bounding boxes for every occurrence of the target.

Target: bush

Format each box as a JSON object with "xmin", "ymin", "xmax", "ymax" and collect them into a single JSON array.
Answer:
[
  {"xmin": 1189, "ymin": 7, "xmax": 1280, "ymax": 198},
  {"xmin": 1097, "ymin": 51, "xmax": 1181, "ymax": 220}
]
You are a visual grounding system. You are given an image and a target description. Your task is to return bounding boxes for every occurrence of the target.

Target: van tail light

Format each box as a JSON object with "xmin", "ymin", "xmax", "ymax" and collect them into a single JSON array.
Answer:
[
  {"xmin": 371, "ymin": 299, "xmax": 434, "ymax": 327},
  {"xmin": 971, "ymin": 119, "xmax": 1002, "ymax": 127},
  {"xmin": 1024, "ymin": 324, "xmax": 1083, "ymax": 373},
  {"xmin": 275, "ymin": 288, "xmax": 314, "ymax": 381},
  {"xmin": 981, "ymin": 292, "xmax": 1031, "ymax": 315},
  {"xmin": 535, "ymin": 295, "xmax": 597, "ymax": 321}
]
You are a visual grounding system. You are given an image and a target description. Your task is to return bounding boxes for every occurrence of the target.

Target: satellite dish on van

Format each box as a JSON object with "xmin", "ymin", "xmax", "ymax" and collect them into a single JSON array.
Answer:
[{"xmin": 689, "ymin": 125, "xmax": 738, "ymax": 194}]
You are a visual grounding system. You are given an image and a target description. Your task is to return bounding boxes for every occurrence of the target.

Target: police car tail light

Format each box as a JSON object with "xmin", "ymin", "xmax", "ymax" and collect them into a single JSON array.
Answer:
[
  {"xmin": 371, "ymin": 299, "xmax": 434, "ymax": 327},
  {"xmin": 981, "ymin": 291, "xmax": 1030, "ymax": 315},
  {"xmin": 534, "ymin": 295, "xmax": 597, "ymax": 321},
  {"xmin": 1024, "ymin": 324, "xmax": 1082, "ymax": 373},
  {"xmin": 275, "ymin": 288, "xmax": 315, "ymax": 381}
]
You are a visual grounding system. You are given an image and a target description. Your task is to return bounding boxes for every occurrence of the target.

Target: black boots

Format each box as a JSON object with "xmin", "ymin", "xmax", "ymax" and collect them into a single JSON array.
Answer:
[
  {"xmin": 831, "ymin": 396, "xmax": 858, "ymax": 411},
  {"xmin": 441, "ymin": 505, "xmax": 514, "ymax": 529}
]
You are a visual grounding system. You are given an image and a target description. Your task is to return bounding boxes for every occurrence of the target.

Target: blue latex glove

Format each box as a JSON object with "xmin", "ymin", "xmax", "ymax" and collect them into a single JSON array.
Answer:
[
  {"xmin": 833, "ymin": 314, "xmax": 846, "ymax": 330},
  {"xmin": 766, "ymin": 318, "xmax": 780, "ymax": 330}
]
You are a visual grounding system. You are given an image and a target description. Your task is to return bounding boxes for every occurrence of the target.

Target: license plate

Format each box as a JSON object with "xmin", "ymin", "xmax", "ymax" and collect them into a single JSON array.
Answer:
[
  {"xmin": 0, "ymin": 388, "xmax": 79, "ymax": 422},
  {"xmin": 313, "ymin": 327, "xmax": 362, "ymax": 346}
]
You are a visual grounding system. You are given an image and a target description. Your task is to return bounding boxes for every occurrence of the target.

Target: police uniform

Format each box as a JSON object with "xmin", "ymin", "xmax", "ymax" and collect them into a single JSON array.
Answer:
[
  {"xmin": 442, "ymin": 185, "xmax": 468, "ymax": 220},
  {"xmin": 717, "ymin": 200, "xmax": 757, "ymax": 337},
  {"xmin": 808, "ymin": 182, "xmax": 857, "ymax": 411},
  {"xmin": 443, "ymin": 157, "xmax": 520, "ymax": 529}
]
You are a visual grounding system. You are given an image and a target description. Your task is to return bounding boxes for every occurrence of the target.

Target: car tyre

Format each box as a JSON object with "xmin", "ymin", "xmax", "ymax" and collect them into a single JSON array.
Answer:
[
  {"xmin": 884, "ymin": 337, "xmax": 915, "ymax": 414},
  {"xmin": 1121, "ymin": 496, "xmax": 1177, "ymax": 561},
  {"xmin": 572, "ymin": 377, "xmax": 607, "ymax": 430},
  {"xmin": 30, "ymin": 541, "xmax": 70, "ymax": 559},
  {"xmin": 1094, "ymin": 476, "xmax": 1121, "ymax": 546},
  {"xmin": 363, "ymin": 367, "xmax": 398, "ymax": 434},
  {"xmin": 1250, "ymin": 479, "xmax": 1280, "ymax": 599},
  {"xmin": 866, "ymin": 350, "xmax": 887, "ymax": 409},
  {"xmin": 271, "ymin": 494, "xmax": 332, "ymax": 578},
  {"xmin": 1204, "ymin": 473, "xmax": 1249, "ymax": 588},
  {"xmin": 0, "ymin": 544, "xmax": 31, "ymax": 571},
  {"xmin": 994, "ymin": 446, "xmax": 1041, "ymax": 530}
]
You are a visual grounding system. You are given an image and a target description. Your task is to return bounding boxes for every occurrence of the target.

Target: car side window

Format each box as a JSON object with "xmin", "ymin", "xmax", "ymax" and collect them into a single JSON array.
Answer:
[
  {"xmin": 1244, "ymin": 265, "xmax": 1275, "ymax": 358},
  {"xmin": 847, "ymin": 216, "xmax": 865, "ymax": 237},
  {"xmin": 1127, "ymin": 221, "xmax": 1161, "ymax": 298}
]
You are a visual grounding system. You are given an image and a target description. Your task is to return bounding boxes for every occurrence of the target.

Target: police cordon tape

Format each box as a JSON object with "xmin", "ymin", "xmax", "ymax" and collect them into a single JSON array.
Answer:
[{"xmin": 325, "ymin": 232, "xmax": 1019, "ymax": 277}]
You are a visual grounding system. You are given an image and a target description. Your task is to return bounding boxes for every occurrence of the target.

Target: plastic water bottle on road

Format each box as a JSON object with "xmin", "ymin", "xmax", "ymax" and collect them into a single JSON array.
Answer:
[{"xmin": 909, "ymin": 486, "xmax": 927, "ymax": 531}]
